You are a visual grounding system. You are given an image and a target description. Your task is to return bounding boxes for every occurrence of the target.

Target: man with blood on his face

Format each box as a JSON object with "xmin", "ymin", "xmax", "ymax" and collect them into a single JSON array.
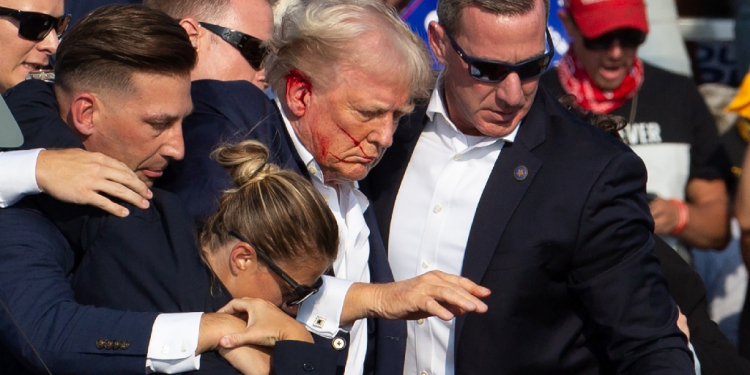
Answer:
[{"xmin": 159, "ymin": 2, "xmax": 490, "ymax": 375}]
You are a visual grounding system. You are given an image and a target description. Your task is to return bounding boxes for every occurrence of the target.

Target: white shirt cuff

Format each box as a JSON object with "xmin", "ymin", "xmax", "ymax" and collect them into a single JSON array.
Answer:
[
  {"xmin": 0, "ymin": 149, "xmax": 43, "ymax": 208},
  {"xmin": 297, "ymin": 275, "xmax": 354, "ymax": 338},
  {"xmin": 146, "ymin": 312, "xmax": 203, "ymax": 374},
  {"xmin": 689, "ymin": 341, "xmax": 701, "ymax": 375}
]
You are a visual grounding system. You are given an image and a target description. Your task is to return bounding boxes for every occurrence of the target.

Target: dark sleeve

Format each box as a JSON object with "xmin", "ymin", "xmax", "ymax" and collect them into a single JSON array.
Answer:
[
  {"xmin": 271, "ymin": 341, "xmax": 339, "ymax": 375},
  {"xmin": 2, "ymin": 80, "xmax": 83, "ymax": 150},
  {"xmin": 569, "ymin": 151, "xmax": 695, "ymax": 374},
  {"xmin": 685, "ymin": 80, "xmax": 733, "ymax": 184},
  {"xmin": 0, "ymin": 207, "xmax": 158, "ymax": 375},
  {"xmin": 653, "ymin": 237, "xmax": 750, "ymax": 375}
]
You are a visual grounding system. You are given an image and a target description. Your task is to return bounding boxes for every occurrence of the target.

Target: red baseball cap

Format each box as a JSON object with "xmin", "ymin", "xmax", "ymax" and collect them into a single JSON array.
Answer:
[{"xmin": 565, "ymin": 0, "xmax": 649, "ymax": 39}]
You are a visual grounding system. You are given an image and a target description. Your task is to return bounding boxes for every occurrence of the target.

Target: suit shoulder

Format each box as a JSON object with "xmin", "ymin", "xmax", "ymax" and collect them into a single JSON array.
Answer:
[{"xmin": 539, "ymin": 86, "xmax": 635, "ymax": 160}]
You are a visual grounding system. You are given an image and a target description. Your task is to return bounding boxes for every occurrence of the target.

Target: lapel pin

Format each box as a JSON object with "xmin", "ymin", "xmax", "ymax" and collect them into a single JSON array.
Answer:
[{"xmin": 514, "ymin": 165, "xmax": 528, "ymax": 181}]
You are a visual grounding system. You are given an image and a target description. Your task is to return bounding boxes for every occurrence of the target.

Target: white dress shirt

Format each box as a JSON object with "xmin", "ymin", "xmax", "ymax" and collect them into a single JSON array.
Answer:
[
  {"xmin": 388, "ymin": 88, "xmax": 517, "ymax": 375},
  {"xmin": 0, "ymin": 150, "xmax": 209, "ymax": 374},
  {"xmin": 0, "ymin": 149, "xmax": 43, "ymax": 207},
  {"xmin": 276, "ymin": 98, "xmax": 369, "ymax": 375}
]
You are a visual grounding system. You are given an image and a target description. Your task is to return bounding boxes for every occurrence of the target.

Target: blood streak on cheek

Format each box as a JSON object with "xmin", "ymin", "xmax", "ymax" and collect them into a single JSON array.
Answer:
[{"xmin": 335, "ymin": 123, "xmax": 372, "ymax": 158}]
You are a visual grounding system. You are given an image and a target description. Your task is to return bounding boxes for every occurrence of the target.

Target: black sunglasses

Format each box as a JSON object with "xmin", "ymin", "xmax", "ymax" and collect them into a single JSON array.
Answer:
[
  {"xmin": 0, "ymin": 6, "xmax": 70, "ymax": 42},
  {"xmin": 582, "ymin": 28, "xmax": 646, "ymax": 51},
  {"xmin": 229, "ymin": 230, "xmax": 323, "ymax": 307},
  {"xmin": 445, "ymin": 28, "xmax": 554, "ymax": 83},
  {"xmin": 200, "ymin": 22, "xmax": 269, "ymax": 71}
]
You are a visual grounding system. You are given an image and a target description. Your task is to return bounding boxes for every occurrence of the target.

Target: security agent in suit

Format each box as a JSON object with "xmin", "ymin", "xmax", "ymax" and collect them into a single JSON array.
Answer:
[
  {"xmin": 0, "ymin": 5, "xmax": 335, "ymax": 374},
  {"xmin": 363, "ymin": 0, "xmax": 694, "ymax": 373},
  {"xmin": 156, "ymin": 1, "xmax": 491, "ymax": 375}
]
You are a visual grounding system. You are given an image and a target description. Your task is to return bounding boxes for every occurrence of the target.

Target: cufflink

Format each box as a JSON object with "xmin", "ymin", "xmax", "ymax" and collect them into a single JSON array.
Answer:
[{"xmin": 313, "ymin": 316, "xmax": 326, "ymax": 328}]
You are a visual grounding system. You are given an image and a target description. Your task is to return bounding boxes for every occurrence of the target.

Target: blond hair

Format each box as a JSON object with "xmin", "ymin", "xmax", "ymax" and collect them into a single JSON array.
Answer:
[
  {"xmin": 266, "ymin": 0, "xmax": 434, "ymax": 102},
  {"xmin": 200, "ymin": 140, "xmax": 338, "ymax": 267}
]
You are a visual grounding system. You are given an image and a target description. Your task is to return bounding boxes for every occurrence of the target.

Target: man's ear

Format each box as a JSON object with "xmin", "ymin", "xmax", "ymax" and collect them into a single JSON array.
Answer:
[
  {"xmin": 229, "ymin": 241, "xmax": 260, "ymax": 276},
  {"xmin": 179, "ymin": 17, "xmax": 201, "ymax": 48},
  {"xmin": 284, "ymin": 71, "xmax": 313, "ymax": 118},
  {"xmin": 428, "ymin": 21, "xmax": 448, "ymax": 65},
  {"xmin": 69, "ymin": 93, "xmax": 98, "ymax": 136}
]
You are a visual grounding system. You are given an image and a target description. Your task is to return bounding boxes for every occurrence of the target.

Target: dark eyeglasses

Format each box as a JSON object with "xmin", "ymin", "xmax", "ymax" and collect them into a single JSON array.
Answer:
[
  {"xmin": 582, "ymin": 28, "xmax": 646, "ymax": 51},
  {"xmin": 199, "ymin": 22, "xmax": 269, "ymax": 71},
  {"xmin": 229, "ymin": 230, "xmax": 323, "ymax": 307},
  {"xmin": 445, "ymin": 28, "xmax": 554, "ymax": 83},
  {"xmin": 0, "ymin": 6, "xmax": 70, "ymax": 41}
]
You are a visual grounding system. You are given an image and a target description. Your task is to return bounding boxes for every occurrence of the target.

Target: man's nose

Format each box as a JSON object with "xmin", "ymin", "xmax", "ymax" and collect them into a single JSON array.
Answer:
[
  {"xmin": 38, "ymin": 28, "xmax": 60, "ymax": 56},
  {"xmin": 368, "ymin": 117, "xmax": 397, "ymax": 149},
  {"xmin": 495, "ymin": 72, "xmax": 524, "ymax": 108},
  {"xmin": 162, "ymin": 124, "xmax": 185, "ymax": 161},
  {"xmin": 606, "ymin": 40, "xmax": 625, "ymax": 59}
]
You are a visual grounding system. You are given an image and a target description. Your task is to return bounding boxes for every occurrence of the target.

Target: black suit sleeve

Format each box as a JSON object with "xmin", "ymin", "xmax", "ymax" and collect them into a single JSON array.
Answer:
[
  {"xmin": 653, "ymin": 237, "xmax": 750, "ymax": 375},
  {"xmin": 0, "ymin": 207, "xmax": 158, "ymax": 374},
  {"xmin": 568, "ymin": 151, "xmax": 695, "ymax": 374},
  {"xmin": 272, "ymin": 341, "xmax": 338, "ymax": 375}
]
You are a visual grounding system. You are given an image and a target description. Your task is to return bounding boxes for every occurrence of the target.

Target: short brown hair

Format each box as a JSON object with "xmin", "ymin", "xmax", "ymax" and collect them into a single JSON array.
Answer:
[
  {"xmin": 54, "ymin": 4, "xmax": 197, "ymax": 95},
  {"xmin": 437, "ymin": 0, "xmax": 550, "ymax": 36},
  {"xmin": 201, "ymin": 140, "xmax": 339, "ymax": 268}
]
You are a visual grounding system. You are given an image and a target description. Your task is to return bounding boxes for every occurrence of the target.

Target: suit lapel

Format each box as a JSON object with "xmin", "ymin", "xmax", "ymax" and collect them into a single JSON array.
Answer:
[{"xmin": 454, "ymin": 90, "xmax": 549, "ymax": 344}]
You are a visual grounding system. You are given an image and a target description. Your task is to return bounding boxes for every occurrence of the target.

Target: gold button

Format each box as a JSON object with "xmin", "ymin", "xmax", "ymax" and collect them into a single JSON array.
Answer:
[
  {"xmin": 96, "ymin": 339, "xmax": 106, "ymax": 349},
  {"xmin": 112, "ymin": 340, "xmax": 120, "ymax": 350},
  {"xmin": 308, "ymin": 165, "xmax": 318, "ymax": 175},
  {"xmin": 120, "ymin": 341, "xmax": 130, "ymax": 350},
  {"xmin": 421, "ymin": 371, "xmax": 428, "ymax": 375},
  {"xmin": 332, "ymin": 337, "xmax": 347, "ymax": 351},
  {"xmin": 417, "ymin": 319, "xmax": 425, "ymax": 325},
  {"xmin": 104, "ymin": 340, "xmax": 113, "ymax": 350}
]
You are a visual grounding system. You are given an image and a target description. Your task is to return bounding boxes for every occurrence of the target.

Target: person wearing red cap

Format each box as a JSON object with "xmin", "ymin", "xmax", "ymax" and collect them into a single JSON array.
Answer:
[
  {"xmin": 366, "ymin": 0, "xmax": 696, "ymax": 373},
  {"xmin": 541, "ymin": 0, "xmax": 733, "ymax": 260}
]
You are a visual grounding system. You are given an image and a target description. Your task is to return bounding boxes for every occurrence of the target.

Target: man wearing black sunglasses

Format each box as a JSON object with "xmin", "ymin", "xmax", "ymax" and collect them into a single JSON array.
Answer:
[
  {"xmin": 366, "ymin": 0, "xmax": 694, "ymax": 373},
  {"xmin": 144, "ymin": 0, "xmax": 273, "ymax": 92},
  {"xmin": 541, "ymin": 1, "xmax": 732, "ymax": 259}
]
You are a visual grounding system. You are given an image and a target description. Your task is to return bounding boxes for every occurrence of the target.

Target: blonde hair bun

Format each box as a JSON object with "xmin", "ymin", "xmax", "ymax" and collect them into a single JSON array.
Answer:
[{"xmin": 211, "ymin": 140, "xmax": 279, "ymax": 188}]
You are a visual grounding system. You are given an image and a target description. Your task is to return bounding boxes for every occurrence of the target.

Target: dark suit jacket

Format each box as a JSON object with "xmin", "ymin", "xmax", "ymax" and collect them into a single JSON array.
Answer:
[
  {"xmin": 364, "ymin": 85, "xmax": 694, "ymax": 374},
  {"xmin": 0, "ymin": 79, "xmax": 336, "ymax": 375},
  {"xmin": 653, "ymin": 238, "xmax": 750, "ymax": 375},
  {"xmin": 158, "ymin": 79, "xmax": 407, "ymax": 375}
]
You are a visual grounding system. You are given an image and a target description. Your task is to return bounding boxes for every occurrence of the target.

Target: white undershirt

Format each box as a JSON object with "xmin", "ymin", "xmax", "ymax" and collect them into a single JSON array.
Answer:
[
  {"xmin": 277, "ymin": 98, "xmax": 369, "ymax": 375},
  {"xmin": 389, "ymin": 88, "xmax": 516, "ymax": 375}
]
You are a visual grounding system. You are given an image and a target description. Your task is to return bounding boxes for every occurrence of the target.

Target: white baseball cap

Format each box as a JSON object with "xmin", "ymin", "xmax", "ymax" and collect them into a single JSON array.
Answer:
[{"xmin": 0, "ymin": 96, "xmax": 23, "ymax": 148}]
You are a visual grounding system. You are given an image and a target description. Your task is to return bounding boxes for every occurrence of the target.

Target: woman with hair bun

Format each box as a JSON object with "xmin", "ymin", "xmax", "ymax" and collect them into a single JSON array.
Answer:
[
  {"xmin": 201, "ymin": 140, "xmax": 339, "ymax": 312},
  {"xmin": 62, "ymin": 139, "xmax": 339, "ymax": 374}
]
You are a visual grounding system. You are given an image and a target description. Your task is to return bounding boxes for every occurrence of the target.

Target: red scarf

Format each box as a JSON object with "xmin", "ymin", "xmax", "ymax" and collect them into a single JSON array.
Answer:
[{"xmin": 557, "ymin": 50, "xmax": 644, "ymax": 114}]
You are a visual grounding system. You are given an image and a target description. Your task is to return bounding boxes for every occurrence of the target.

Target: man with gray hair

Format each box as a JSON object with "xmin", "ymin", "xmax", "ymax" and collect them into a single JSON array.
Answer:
[
  {"xmin": 365, "ymin": 0, "xmax": 696, "ymax": 373},
  {"xmin": 153, "ymin": 1, "xmax": 490, "ymax": 375}
]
